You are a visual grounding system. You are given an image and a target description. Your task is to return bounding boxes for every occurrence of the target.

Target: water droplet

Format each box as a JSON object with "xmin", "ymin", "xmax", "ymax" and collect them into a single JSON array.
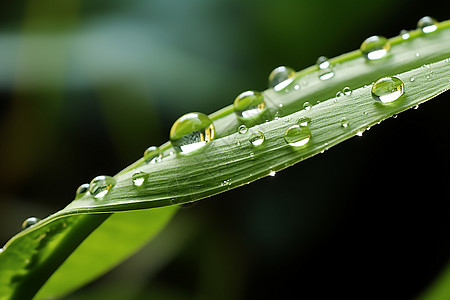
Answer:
[
  {"xmin": 360, "ymin": 36, "xmax": 390, "ymax": 60},
  {"xmin": 234, "ymin": 91, "xmax": 266, "ymax": 119},
  {"xmin": 400, "ymin": 29, "xmax": 410, "ymax": 40},
  {"xmin": 75, "ymin": 183, "xmax": 90, "ymax": 198},
  {"xmin": 340, "ymin": 117, "xmax": 349, "ymax": 128},
  {"xmin": 417, "ymin": 16, "xmax": 438, "ymax": 33},
  {"xmin": 356, "ymin": 130, "xmax": 364, "ymax": 136},
  {"xmin": 268, "ymin": 66, "xmax": 295, "ymax": 91},
  {"xmin": 132, "ymin": 171, "xmax": 149, "ymax": 187},
  {"xmin": 410, "ymin": 77, "xmax": 415, "ymax": 82},
  {"xmin": 238, "ymin": 124, "xmax": 248, "ymax": 134},
  {"xmin": 415, "ymin": 53, "xmax": 420, "ymax": 58},
  {"xmin": 170, "ymin": 112, "xmax": 215, "ymax": 154},
  {"xmin": 343, "ymin": 87, "xmax": 352, "ymax": 96},
  {"xmin": 317, "ymin": 56, "xmax": 334, "ymax": 80},
  {"xmin": 249, "ymin": 131, "xmax": 265, "ymax": 146},
  {"xmin": 284, "ymin": 124, "xmax": 311, "ymax": 147},
  {"xmin": 371, "ymin": 76, "xmax": 404, "ymax": 103},
  {"xmin": 297, "ymin": 116, "xmax": 310, "ymax": 126},
  {"xmin": 413, "ymin": 105, "xmax": 419, "ymax": 110},
  {"xmin": 268, "ymin": 170, "xmax": 276, "ymax": 177},
  {"xmin": 144, "ymin": 146, "xmax": 162, "ymax": 163},
  {"xmin": 336, "ymin": 91, "xmax": 344, "ymax": 98},
  {"xmin": 303, "ymin": 102, "xmax": 312, "ymax": 110},
  {"xmin": 294, "ymin": 84, "xmax": 300, "ymax": 90},
  {"xmin": 22, "ymin": 217, "xmax": 40, "ymax": 229},
  {"xmin": 89, "ymin": 175, "xmax": 116, "ymax": 199}
]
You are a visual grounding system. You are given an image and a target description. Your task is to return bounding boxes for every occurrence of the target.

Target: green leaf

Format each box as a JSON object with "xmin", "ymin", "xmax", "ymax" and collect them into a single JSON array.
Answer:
[{"xmin": 1, "ymin": 20, "xmax": 450, "ymax": 300}]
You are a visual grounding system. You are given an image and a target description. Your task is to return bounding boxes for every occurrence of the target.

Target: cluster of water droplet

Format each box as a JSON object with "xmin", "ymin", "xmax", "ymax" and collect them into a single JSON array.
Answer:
[{"xmin": 18, "ymin": 16, "xmax": 437, "ymax": 232}]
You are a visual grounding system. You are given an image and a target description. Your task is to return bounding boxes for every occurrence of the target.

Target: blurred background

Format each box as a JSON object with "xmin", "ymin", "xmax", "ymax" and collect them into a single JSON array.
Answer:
[{"xmin": 1, "ymin": 0, "xmax": 450, "ymax": 299}]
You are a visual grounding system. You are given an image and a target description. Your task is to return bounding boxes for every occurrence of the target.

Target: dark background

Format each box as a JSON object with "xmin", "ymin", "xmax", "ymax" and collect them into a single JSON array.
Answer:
[{"xmin": 0, "ymin": 0, "xmax": 449, "ymax": 299}]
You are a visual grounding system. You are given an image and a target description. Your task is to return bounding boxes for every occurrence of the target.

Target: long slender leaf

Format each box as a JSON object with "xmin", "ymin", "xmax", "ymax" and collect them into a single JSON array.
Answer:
[{"xmin": 0, "ymin": 20, "xmax": 449, "ymax": 300}]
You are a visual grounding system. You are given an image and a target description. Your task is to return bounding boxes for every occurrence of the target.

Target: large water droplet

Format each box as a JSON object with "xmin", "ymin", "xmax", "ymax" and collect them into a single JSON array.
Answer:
[
  {"xmin": 343, "ymin": 87, "xmax": 352, "ymax": 95},
  {"xmin": 268, "ymin": 66, "xmax": 295, "ymax": 91},
  {"xmin": 249, "ymin": 131, "xmax": 265, "ymax": 146},
  {"xmin": 317, "ymin": 56, "xmax": 334, "ymax": 80},
  {"xmin": 170, "ymin": 112, "xmax": 215, "ymax": 154},
  {"xmin": 371, "ymin": 76, "xmax": 404, "ymax": 103},
  {"xmin": 284, "ymin": 124, "xmax": 311, "ymax": 147},
  {"xmin": 234, "ymin": 91, "xmax": 266, "ymax": 119},
  {"xmin": 22, "ymin": 217, "xmax": 40, "ymax": 229},
  {"xmin": 360, "ymin": 36, "xmax": 390, "ymax": 60},
  {"xmin": 132, "ymin": 171, "xmax": 149, "ymax": 187},
  {"xmin": 417, "ymin": 16, "xmax": 438, "ymax": 33},
  {"xmin": 89, "ymin": 175, "xmax": 116, "ymax": 199},
  {"xmin": 75, "ymin": 183, "xmax": 90, "ymax": 199},
  {"xmin": 143, "ymin": 146, "xmax": 162, "ymax": 163}
]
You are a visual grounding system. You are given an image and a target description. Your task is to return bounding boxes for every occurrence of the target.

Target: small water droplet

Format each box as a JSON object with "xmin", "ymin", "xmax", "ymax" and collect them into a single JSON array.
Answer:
[
  {"xmin": 221, "ymin": 179, "xmax": 232, "ymax": 187},
  {"xmin": 371, "ymin": 76, "xmax": 404, "ymax": 103},
  {"xmin": 410, "ymin": 77, "xmax": 415, "ymax": 82},
  {"xmin": 294, "ymin": 84, "xmax": 300, "ymax": 90},
  {"xmin": 303, "ymin": 102, "xmax": 312, "ymax": 110},
  {"xmin": 144, "ymin": 146, "xmax": 162, "ymax": 163},
  {"xmin": 234, "ymin": 90, "xmax": 266, "ymax": 119},
  {"xmin": 284, "ymin": 124, "xmax": 311, "ymax": 147},
  {"xmin": 132, "ymin": 171, "xmax": 149, "ymax": 187},
  {"xmin": 360, "ymin": 36, "xmax": 390, "ymax": 60},
  {"xmin": 297, "ymin": 116, "xmax": 310, "ymax": 126},
  {"xmin": 417, "ymin": 16, "xmax": 438, "ymax": 33},
  {"xmin": 170, "ymin": 112, "xmax": 215, "ymax": 154},
  {"xmin": 89, "ymin": 175, "xmax": 116, "ymax": 199},
  {"xmin": 336, "ymin": 91, "xmax": 344, "ymax": 98},
  {"xmin": 400, "ymin": 29, "xmax": 410, "ymax": 40},
  {"xmin": 356, "ymin": 130, "xmax": 364, "ymax": 136},
  {"xmin": 75, "ymin": 183, "xmax": 90, "ymax": 198},
  {"xmin": 413, "ymin": 105, "xmax": 419, "ymax": 110},
  {"xmin": 415, "ymin": 53, "xmax": 420, "ymax": 58},
  {"xmin": 268, "ymin": 66, "xmax": 295, "ymax": 91},
  {"xmin": 340, "ymin": 117, "xmax": 349, "ymax": 128},
  {"xmin": 249, "ymin": 131, "xmax": 265, "ymax": 146},
  {"xmin": 238, "ymin": 125, "xmax": 248, "ymax": 134},
  {"xmin": 22, "ymin": 217, "xmax": 40, "ymax": 229},
  {"xmin": 268, "ymin": 170, "xmax": 276, "ymax": 177},
  {"xmin": 343, "ymin": 87, "xmax": 352, "ymax": 96},
  {"xmin": 317, "ymin": 56, "xmax": 334, "ymax": 80},
  {"xmin": 393, "ymin": 114, "xmax": 398, "ymax": 118}
]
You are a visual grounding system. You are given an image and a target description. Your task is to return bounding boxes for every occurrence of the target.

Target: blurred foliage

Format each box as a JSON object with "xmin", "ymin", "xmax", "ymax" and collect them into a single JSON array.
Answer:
[{"xmin": 0, "ymin": 0, "xmax": 449, "ymax": 299}]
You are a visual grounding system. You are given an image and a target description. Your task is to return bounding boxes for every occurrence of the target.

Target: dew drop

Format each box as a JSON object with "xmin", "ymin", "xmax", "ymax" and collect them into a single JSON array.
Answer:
[
  {"xmin": 317, "ymin": 56, "xmax": 334, "ymax": 80},
  {"xmin": 417, "ymin": 16, "xmax": 438, "ymax": 33},
  {"xmin": 234, "ymin": 91, "xmax": 266, "ymax": 119},
  {"xmin": 75, "ymin": 183, "xmax": 90, "ymax": 198},
  {"xmin": 400, "ymin": 29, "xmax": 410, "ymax": 40},
  {"xmin": 356, "ymin": 130, "xmax": 364, "ymax": 136},
  {"xmin": 303, "ymin": 102, "xmax": 312, "ymax": 110},
  {"xmin": 144, "ymin": 146, "xmax": 162, "ymax": 163},
  {"xmin": 238, "ymin": 124, "xmax": 248, "ymax": 134},
  {"xmin": 22, "ymin": 217, "xmax": 40, "ymax": 229},
  {"xmin": 170, "ymin": 112, "xmax": 215, "ymax": 154},
  {"xmin": 415, "ymin": 53, "xmax": 420, "ymax": 58},
  {"xmin": 89, "ymin": 175, "xmax": 116, "ymax": 199},
  {"xmin": 268, "ymin": 170, "xmax": 276, "ymax": 177},
  {"xmin": 268, "ymin": 66, "xmax": 295, "ymax": 91},
  {"xmin": 371, "ymin": 76, "xmax": 404, "ymax": 103},
  {"xmin": 410, "ymin": 77, "xmax": 415, "ymax": 82},
  {"xmin": 132, "ymin": 171, "xmax": 149, "ymax": 187},
  {"xmin": 360, "ymin": 36, "xmax": 390, "ymax": 60},
  {"xmin": 336, "ymin": 91, "xmax": 344, "ymax": 98},
  {"xmin": 284, "ymin": 124, "xmax": 311, "ymax": 147},
  {"xmin": 340, "ymin": 117, "xmax": 349, "ymax": 128},
  {"xmin": 413, "ymin": 105, "xmax": 419, "ymax": 110},
  {"xmin": 249, "ymin": 131, "xmax": 265, "ymax": 146},
  {"xmin": 343, "ymin": 87, "xmax": 352, "ymax": 96}
]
